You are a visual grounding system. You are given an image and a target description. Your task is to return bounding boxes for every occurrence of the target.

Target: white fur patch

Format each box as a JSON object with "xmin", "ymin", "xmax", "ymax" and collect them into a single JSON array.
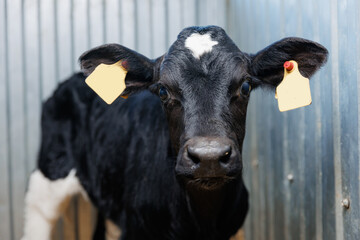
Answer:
[
  {"xmin": 185, "ymin": 33, "xmax": 218, "ymax": 59},
  {"xmin": 22, "ymin": 169, "xmax": 85, "ymax": 240}
]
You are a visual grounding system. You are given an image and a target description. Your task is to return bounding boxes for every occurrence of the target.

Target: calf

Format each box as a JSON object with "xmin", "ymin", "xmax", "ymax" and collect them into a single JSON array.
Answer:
[{"xmin": 22, "ymin": 26, "xmax": 328, "ymax": 240}]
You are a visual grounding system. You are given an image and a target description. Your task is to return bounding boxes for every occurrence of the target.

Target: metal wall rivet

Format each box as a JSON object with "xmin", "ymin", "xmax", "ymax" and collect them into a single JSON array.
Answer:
[
  {"xmin": 287, "ymin": 174, "xmax": 294, "ymax": 182},
  {"xmin": 341, "ymin": 198, "xmax": 350, "ymax": 209}
]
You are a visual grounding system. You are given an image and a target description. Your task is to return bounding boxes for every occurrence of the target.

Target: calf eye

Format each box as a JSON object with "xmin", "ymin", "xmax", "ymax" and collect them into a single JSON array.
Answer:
[
  {"xmin": 240, "ymin": 81, "xmax": 251, "ymax": 97},
  {"xmin": 158, "ymin": 86, "xmax": 169, "ymax": 101}
]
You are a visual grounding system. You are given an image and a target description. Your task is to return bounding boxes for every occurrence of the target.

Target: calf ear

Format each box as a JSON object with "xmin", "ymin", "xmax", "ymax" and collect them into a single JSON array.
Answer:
[
  {"xmin": 79, "ymin": 44, "xmax": 162, "ymax": 95},
  {"xmin": 249, "ymin": 37, "xmax": 328, "ymax": 88}
]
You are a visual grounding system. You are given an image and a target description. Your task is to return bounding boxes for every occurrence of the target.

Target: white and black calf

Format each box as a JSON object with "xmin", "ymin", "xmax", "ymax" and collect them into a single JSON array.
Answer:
[{"xmin": 22, "ymin": 26, "xmax": 328, "ymax": 240}]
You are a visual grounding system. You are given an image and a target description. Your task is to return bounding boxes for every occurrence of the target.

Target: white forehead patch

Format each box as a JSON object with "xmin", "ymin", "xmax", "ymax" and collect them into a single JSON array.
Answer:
[{"xmin": 185, "ymin": 33, "xmax": 218, "ymax": 59}]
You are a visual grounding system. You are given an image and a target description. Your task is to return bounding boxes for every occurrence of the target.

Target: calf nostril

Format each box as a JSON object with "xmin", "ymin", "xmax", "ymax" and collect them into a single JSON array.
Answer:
[
  {"xmin": 187, "ymin": 146, "xmax": 201, "ymax": 165},
  {"xmin": 219, "ymin": 148, "xmax": 232, "ymax": 164}
]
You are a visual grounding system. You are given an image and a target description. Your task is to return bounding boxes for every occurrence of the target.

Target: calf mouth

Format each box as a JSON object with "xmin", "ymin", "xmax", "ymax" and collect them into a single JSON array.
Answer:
[{"xmin": 185, "ymin": 175, "xmax": 237, "ymax": 191}]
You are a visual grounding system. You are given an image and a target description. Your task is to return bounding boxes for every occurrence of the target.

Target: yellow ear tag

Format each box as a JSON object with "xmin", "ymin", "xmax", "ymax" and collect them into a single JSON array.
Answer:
[
  {"xmin": 85, "ymin": 60, "xmax": 128, "ymax": 104},
  {"xmin": 275, "ymin": 60, "xmax": 312, "ymax": 112}
]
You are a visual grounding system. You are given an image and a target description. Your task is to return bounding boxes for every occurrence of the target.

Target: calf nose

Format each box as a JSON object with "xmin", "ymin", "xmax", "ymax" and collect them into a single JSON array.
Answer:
[
  {"xmin": 176, "ymin": 137, "xmax": 241, "ymax": 178},
  {"xmin": 181, "ymin": 137, "xmax": 236, "ymax": 176},
  {"xmin": 187, "ymin": 143, "xmax": 231, "ymax": 166}
]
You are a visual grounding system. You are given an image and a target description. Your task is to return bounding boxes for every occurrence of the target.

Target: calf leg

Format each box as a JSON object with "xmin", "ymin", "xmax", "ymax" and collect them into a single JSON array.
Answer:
[
  {"xmin": 93, "ymin": 213, "xmax": 122, "ymax": 240},
  {"xmin": 93, "ymin": 212, "xmax": 106, "ymax": 240},
  {"xmin": 22, "ymin": 169, "xmax": 84, "ymax": 240}
]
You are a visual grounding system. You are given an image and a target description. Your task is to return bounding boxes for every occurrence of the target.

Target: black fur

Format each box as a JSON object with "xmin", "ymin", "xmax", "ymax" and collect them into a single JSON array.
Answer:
[
  {"xmin": 39, "ymin": 77, "xmax": 248, "ymax": 239},
  {"xmin": 38, "ymin": 26, "xmax": 328, "ymax": 239}
]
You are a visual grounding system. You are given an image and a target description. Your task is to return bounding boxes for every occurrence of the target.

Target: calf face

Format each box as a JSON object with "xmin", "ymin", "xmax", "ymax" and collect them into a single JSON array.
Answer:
[{"xmin": 80, "ymin": 26, "xmax": 327, "ymax": 190}]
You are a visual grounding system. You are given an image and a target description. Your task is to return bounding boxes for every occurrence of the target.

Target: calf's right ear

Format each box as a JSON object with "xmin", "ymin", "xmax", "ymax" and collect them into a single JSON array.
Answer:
[{"xmin": 79, "ymin": 44, "xmax": 162, "ymax": 96}]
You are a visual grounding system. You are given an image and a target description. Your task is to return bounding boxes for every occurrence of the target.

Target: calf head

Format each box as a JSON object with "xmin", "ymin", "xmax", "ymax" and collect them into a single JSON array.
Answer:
[{"xmin": 80, "ymin": 26, "xmax": 328, "ymax": 190}]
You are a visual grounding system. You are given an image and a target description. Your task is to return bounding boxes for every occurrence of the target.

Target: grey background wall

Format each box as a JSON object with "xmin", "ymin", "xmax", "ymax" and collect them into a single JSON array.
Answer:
[
  {"xmin": 0, "ymin": 0, "xmax": 359, "ymax": 240},
  {"xmin": 228, "ymin": 0, "xmax": 360, "ymax": 240}
]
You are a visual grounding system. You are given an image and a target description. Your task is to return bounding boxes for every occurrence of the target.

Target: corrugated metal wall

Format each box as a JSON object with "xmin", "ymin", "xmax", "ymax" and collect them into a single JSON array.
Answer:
[
  {"xmin": 227, "ymin": 0, "xmax": 360, "ymax": 240},
  {"xmin": 1, "ymin": 0, "xmax": 359, "ymax": 240}
]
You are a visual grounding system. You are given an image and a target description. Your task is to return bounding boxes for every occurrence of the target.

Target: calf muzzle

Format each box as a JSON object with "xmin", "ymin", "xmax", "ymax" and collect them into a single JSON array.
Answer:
[{"xmin": 175, "ymin": 136, "xmax": 242, "ymax": 180}]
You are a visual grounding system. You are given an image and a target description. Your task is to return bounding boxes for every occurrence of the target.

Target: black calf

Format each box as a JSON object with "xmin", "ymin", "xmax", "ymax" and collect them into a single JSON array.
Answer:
[{"xmin": 22, "ymin": 26, "xmax": 327, "ymax": 240}]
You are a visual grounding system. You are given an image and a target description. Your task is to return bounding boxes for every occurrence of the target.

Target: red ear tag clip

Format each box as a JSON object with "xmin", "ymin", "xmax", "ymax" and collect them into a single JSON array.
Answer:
[
  {"xmin": 121, "ymin": 60, "xmax": 128, "ymax": 70},
  {"xmin": 284, "ymin": 61, "xmax": 294, "ymax": 71}
]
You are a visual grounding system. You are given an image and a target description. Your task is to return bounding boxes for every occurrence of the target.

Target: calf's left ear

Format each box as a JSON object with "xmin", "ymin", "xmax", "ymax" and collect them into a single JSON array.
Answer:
[
  {"xmin": 79, "ymin": 44, "xmax": 162, "ymax": 96},
  {"xmin": 249, "ymin": 37, "xmax": 328, "ymax": 88}
]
